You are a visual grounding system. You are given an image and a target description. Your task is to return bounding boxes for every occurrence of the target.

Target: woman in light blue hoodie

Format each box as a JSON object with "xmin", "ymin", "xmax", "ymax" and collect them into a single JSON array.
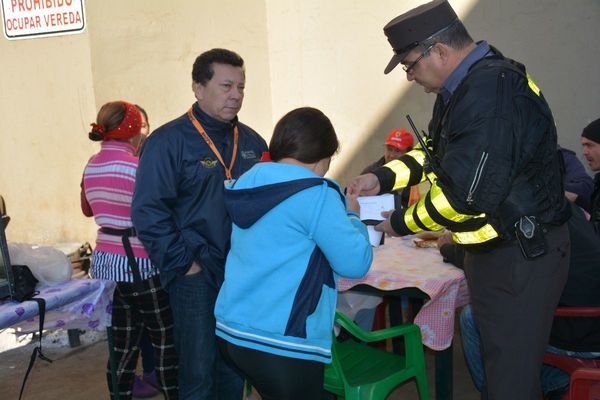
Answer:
[{"xmin": 215, "ymin": 107, "xmax": 373, "ymax": 400}]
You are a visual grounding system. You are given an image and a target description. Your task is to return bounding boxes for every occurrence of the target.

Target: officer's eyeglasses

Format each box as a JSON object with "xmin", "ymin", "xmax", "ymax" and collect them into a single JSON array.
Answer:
[{"xmin": 402, "ymin": 44, "xmax": 435, "ymax": 74}]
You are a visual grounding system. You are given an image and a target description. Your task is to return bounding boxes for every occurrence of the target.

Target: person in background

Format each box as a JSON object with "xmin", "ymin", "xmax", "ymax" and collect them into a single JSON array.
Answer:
[
  {"xmin": 361, "ymin": 128, "xmax": 415, "ymax": 209},
  {"xmin": 214, "ymin": 107, "xmax": 372, "ymax": 400},
  {"xmin": 446, "ymin": 147, "xmax": 599, "ymax": 399},
  {"xmin": 81, "ymin": 100, "xmax": 178, "ymax": 399},
  {"xmin": 362, "ymin": 128, "xmax": 415, "ymax": 172},
  {"xmin": 560, "ymin": 145, "xmax": 593, "ymax": 203},
  {"xmin": 575, "ymin": 118, "xmax": 600, "ymax": 233},
  {"xmin": 348, "ymin": 1, "xmax": 571, "ymax": 398},
  {"xmin": 131, "ymin": 48, "xmax": 268, "ymax": 400}
]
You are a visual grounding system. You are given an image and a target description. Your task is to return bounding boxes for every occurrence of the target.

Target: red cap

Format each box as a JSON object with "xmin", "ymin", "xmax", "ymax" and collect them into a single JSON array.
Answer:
[{"xmin": 385, "ymin": 128, "xmax": 414, "ymax": 151}]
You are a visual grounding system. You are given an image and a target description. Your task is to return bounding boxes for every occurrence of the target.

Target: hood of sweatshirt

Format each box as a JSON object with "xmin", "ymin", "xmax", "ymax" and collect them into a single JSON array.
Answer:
[{"xmin": 223, "ymin": 162, "xmax": 345, "ymax": 230}]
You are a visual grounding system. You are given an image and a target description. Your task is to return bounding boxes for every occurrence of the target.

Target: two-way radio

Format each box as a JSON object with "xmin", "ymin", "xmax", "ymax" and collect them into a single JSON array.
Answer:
[
  {"xmin": 405, "ymin": 114, "xmax": 449, "ymax": 184},
  {"xmin": 406, "ymin": 114, "xmax": 434, "ymax": 162}
]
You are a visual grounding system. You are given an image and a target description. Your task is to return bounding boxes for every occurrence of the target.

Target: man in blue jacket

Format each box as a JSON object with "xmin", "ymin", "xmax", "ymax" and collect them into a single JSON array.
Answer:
[{"xmin": 132, "ymin": 48, "xmax": 267, "ymax": 400}]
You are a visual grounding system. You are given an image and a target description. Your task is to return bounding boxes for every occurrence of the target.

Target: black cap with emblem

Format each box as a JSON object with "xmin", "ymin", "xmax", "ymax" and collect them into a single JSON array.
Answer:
[{"xmin": 383, "ymin": 0, "xmax": 458, "ymax": 74}]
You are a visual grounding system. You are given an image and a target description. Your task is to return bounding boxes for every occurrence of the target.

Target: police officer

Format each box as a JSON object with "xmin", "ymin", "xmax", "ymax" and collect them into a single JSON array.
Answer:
[{"xmin": 348, "ymin": 1, "xmax": 571, "ymax": 398}]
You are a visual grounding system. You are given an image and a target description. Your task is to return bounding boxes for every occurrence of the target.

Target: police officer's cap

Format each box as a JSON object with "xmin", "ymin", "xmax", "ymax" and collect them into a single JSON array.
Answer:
[{"xmin": 383, "ymin": 0, "xmax": 458, "ymax": 74}]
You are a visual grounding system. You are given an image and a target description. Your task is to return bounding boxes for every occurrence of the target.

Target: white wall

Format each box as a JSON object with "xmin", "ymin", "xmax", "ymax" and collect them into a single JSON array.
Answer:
[{"xmin": 1, "ymin": 0, "xmax": 598, "ymax": 244}]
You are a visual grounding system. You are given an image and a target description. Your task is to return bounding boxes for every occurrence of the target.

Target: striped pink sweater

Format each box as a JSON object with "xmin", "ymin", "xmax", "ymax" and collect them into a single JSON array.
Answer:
[{"xmin": 83, "ymin": 141, "xmax": 149, "ymax": 258}]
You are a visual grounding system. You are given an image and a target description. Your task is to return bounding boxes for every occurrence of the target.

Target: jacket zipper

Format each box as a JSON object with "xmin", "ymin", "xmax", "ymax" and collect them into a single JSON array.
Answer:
[
  {"xmin": 465, "ymin": 71, "xmax": 505, "ymax": 205},
  {"xmin": 466, "ymin": 152, "xmax": 488, "ymax": 205},
  {"xmin": 497, "ymin": 72, "xmax": 506, "ymax": 114}
]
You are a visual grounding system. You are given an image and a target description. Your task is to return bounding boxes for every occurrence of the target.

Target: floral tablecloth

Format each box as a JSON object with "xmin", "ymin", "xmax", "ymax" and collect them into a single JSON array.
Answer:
[
  {"xmin": 338, "ymin": 235, "xmax": 470, "ymax": 351},
  {"xmin": 0, "ymin": 278, "xmax": 116, "ymax": 332}
]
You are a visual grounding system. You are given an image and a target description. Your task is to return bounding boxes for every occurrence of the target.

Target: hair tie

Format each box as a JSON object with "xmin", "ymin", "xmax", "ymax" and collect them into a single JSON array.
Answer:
[{"xmin": 90, "ymin": 123, "xmax": 105, "ymax": 133}]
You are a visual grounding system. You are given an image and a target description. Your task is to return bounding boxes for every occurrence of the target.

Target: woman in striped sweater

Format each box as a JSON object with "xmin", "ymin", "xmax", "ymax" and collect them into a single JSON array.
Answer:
[{"xmin": 81, "ymin": 100, "xmax": 178, "ymax": 399}]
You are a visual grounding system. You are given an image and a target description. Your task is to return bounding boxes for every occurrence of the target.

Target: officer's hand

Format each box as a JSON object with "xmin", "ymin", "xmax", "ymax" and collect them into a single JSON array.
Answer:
[
  {"xmin": 374, "ymin": 210, "xmax": 400, "ymax": 236},
  {"xmin": 347, "ymin": 173, "xmax": 380, "ymax": 196}
]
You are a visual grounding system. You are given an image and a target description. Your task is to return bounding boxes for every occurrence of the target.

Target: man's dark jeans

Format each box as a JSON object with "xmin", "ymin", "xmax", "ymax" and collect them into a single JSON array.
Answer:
[{"xmin": 169, "ymin": 270, "xmax": 244, "ymax": 400}]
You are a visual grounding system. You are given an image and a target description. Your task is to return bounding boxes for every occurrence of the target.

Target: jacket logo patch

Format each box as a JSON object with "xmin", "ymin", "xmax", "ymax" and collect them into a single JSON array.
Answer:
[
  {"xmin": 240, "ymin": 150, "xmax": 257, "ymax": 159},
  {"xmin": 200, "ymin": 157, "xmax": 218, "ymax": 169}
]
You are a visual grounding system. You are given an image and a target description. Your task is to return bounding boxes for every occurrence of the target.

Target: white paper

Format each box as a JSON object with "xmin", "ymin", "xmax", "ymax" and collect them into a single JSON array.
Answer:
[{"xmin": 357, "ymin": 194, "xmax": 395, "ymax": 221}]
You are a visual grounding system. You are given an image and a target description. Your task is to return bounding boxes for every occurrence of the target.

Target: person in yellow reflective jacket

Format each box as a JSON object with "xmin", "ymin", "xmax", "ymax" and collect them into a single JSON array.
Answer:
[{"xmin": 348, "ymin": 1, "xmax": 571, "ymax": 399}]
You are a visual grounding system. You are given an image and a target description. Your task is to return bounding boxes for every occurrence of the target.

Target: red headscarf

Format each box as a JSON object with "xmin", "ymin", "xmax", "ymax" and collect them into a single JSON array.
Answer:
[{"xmin": 90, "ymin": 101, "xmax": 142, "ymax": 140}]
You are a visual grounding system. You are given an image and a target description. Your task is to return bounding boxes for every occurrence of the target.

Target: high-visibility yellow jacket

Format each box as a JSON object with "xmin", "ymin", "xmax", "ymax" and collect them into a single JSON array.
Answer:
[{"xmin": 372, "ymin": 52, "xmax": 569, "ymax": 249}]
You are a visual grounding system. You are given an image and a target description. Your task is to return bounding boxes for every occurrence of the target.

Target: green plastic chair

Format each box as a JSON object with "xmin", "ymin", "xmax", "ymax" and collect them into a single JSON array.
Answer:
[{"xmin": 324, "ymin": 311, "xmax": 429, "ymax": 400}]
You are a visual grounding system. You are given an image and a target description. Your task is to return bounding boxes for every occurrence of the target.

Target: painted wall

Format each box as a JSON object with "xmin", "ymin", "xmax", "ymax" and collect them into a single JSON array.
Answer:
[
  {"xmin": 1, "ymin": 0, "xmax": 598, "ymax": 244},
  {"xmin": 1, "ymin": 0, "xmax": 272, "ymax": 244}
]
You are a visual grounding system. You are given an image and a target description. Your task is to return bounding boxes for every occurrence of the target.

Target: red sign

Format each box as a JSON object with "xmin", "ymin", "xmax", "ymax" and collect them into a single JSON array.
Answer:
[{"xmin": 1, "ymin": 0, "xmax": 85, "ymax": 40}]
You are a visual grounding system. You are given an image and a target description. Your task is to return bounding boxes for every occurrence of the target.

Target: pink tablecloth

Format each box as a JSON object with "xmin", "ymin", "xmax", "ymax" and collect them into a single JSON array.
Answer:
[{"xmin": 338, "ymin": 235, "xmax": 470, "ymax": 351}]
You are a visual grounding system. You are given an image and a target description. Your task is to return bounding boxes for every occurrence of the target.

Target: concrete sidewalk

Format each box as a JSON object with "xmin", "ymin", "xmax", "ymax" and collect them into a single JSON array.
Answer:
[{"xmin": 0, "ymin": 322, "xmax": 479, "ymax": 400}]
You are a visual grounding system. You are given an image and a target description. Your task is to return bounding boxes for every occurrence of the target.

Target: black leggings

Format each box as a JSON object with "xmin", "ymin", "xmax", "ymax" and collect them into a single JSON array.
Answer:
[{"xmin": 217, "ymin": 337, "xmax": 331, "ymax": 400}]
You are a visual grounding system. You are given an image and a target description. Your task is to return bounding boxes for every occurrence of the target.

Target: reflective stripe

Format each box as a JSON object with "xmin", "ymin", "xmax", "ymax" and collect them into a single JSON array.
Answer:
[
  {"xmin": 451, "ymin": 223, "xmax": 499, "ymax": 244},
  {"xmin": 405, "ymin": 148, "xmax": 427, "ymax": 166},
  {"xmin": 404, "ymin": 178, "xmax": 483, "ymax": 234},
  {"xmin": 404, "ymin": 203, "xmax": 421, "ymax": 233},
  {"xmin": 385, "ymin": 159, "xmax": 412, "ymax": 189},
  {"xmin": 425, "ymin": 170, "xmax": 437, "ymax": 182},
  {"xmin": 414, "ymin": 197, "xmax": 445, "ymax": 231},
  {"xmin": 527, "ymin": 74, "xmax": 541, "ymax": 96},
  {"xmin": 429, "ymin": 182, "xmax": 473, "ymax": 223},
  {"xmin": 385, "ymin": 149, "xmax": 427, "ymax": 191}
]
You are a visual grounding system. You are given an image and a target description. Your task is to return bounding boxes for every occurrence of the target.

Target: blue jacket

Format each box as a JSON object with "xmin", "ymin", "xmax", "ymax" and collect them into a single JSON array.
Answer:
[
  {"xmin": 214, "ymin": 162, "xmax": 372, "ymax": 363},
  {"xmin": 131, "ymin": 104, "xmax": 267, "ymax": 289},
  {"xmin": 559, "ymin": 147, "xmax": 593, "ymax": 200}
]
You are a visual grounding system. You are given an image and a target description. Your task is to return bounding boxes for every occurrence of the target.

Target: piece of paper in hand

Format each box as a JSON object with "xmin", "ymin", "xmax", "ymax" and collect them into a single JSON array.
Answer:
[{"xmin": 357, "ymin": 194, "xmax": 395, "ymax": 221}]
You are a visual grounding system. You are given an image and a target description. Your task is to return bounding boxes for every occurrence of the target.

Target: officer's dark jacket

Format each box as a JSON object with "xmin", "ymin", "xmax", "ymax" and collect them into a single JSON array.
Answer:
[
  {"xmin": 131, "ymin": 103, "xmax": 267, "ymax": 289},
  {"xmin": 375, "ymin": 47, "xmax": 570, "ymax": 250}
]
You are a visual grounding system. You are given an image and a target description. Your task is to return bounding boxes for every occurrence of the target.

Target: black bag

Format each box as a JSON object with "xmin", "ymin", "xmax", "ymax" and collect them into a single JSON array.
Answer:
[
  {"xmin": 11, "ymin": 264, "xmax": 38, "ymax": 302},
  {"xmin": 10, "ymin": 265, "xmax": 51, "ymax": 400}
]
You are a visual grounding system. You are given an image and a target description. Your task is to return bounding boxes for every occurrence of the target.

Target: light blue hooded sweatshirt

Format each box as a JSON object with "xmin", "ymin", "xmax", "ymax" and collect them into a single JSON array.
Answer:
[{"xmin": 215, "ymin": 162, "xmax": 372, "ymax": 363}]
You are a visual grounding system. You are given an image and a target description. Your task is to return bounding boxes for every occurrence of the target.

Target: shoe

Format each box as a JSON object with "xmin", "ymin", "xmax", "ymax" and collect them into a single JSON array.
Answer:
[
  {"xmin": 132, "ymin": 375, "xmax": 160, "ymax": 398},
  {"xmin": 143, "ymin": 370, "xmax": 161, "ymax": 391}
]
